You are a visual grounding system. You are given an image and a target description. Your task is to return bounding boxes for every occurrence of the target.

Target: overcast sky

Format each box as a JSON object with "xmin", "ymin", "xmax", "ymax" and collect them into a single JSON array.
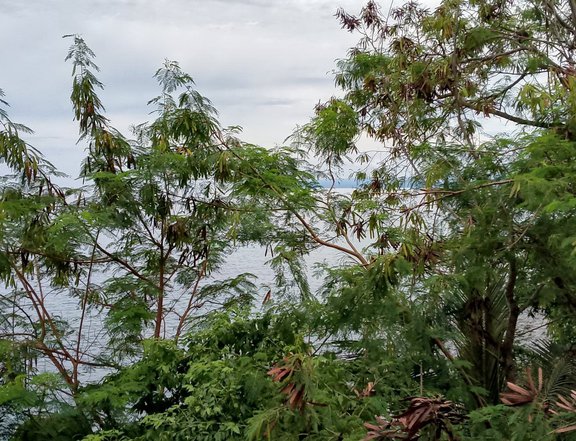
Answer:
[{"xmin": 1, "ymin": 0, "xmax": 376, "ymax": 177}]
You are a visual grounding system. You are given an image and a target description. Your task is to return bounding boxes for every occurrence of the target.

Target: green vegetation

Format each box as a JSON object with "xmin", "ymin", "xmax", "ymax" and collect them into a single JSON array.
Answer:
[{"xmin": 2, "ymin": 0, "xmax": 576, "ymax": 438}]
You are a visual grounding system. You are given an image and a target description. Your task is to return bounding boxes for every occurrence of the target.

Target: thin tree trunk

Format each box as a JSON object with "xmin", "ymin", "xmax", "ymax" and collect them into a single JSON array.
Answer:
[
  {"xmin": 501, "ymin": 256, "xmax": 519, "ymax": 383},
  {"xmin": 154, "ymin": 255, "xmax": 165, "ymax": 339}
]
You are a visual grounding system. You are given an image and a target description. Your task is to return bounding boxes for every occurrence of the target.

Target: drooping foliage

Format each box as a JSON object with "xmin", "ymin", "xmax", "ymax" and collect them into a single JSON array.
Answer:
[
  {"xmin": 3, "ymin": 0, "xmax": 576, "ymax": 438},
  {"xmin": 0, "ymin": 34, "xmax": 321, "ymax": 437}
]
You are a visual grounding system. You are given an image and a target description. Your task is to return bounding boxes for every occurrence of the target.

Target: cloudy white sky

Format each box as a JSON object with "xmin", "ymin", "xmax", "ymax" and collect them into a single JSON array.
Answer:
[{"xmin": 1, "ymin": 0, "xmax": 377, "ymax": 177}]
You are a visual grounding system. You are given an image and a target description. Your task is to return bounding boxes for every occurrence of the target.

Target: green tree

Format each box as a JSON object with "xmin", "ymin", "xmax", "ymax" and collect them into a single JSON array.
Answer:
[
  {"xmin": 294, "ymin": 0, "xmax": 576, "ymax": 413},
  {"xmin": 0, "ymin": 35, "xmax": 319, "ymax": 437}
]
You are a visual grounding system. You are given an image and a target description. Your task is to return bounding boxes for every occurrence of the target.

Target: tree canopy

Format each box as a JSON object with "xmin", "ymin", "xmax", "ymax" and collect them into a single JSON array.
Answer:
[{"xmin": 2, "ymin": 0, "xmax": 576, "ymax": 439}]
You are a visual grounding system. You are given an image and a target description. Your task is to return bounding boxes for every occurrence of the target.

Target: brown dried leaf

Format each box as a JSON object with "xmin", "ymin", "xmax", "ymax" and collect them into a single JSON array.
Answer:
[
  {"xmin": 500, "ymin": 391, "xmax": 534, "ymax": 406},
  {"xmin": 538, "ymin": 367, "xmax": 543, "ymax": 393},
  {"xmin": 506, "ymin": 381, "xmax": 532, "ymax": 397},
  {"xmin": 262, "ymin": 289, "xmax": 272, "ymax": 305},
  {"xmin": 280, "ymin": 383, "xmax": 295, "ymax": 395},
  {"xmin": 554, "ymin": 424, "xmax": 576, "ymax": 434},
  {"xmin": 526, "ymin": 368, "xmax": 536, "ymax": 393}
]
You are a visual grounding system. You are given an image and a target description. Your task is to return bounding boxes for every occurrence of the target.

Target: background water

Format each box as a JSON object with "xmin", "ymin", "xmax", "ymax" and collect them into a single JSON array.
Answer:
[
  {"xmin": 29, "ymin": 216, "xmax": 367, "ymax": 383},
  {"xmin": 4, "ymin": 189, "xmax": 546, "ymax": 386}
]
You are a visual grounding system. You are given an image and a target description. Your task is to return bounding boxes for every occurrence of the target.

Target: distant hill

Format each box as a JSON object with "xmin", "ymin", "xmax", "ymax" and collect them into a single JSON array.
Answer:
[
  {"xmin": 318, "ymin": 177, "xmax": 418, "ymax": 189},
  {"xmin": 318, "ymin": 179, "xmax": 361, "ymax": 188}
]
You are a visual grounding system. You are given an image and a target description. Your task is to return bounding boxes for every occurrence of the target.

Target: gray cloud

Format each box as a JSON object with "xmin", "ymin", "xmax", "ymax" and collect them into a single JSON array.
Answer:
[{"xmin": 1, "ymin": 0, "xmax": 373, "ymax": 176}]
